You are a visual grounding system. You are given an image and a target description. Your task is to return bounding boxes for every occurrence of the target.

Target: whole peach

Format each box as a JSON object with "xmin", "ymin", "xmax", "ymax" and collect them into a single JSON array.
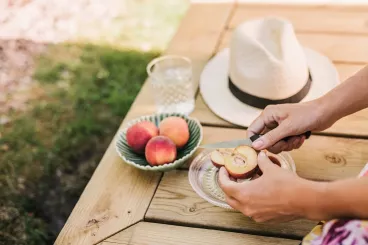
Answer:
[
  {"xmin": 159, "ymin": 116, "xmax": 190, "ymax": 148},
  {"xmin": 126, "ymin": 121, "xmax": 159, "ymax": 154},
  {"xmin": 145, "ymin": 136, "xmax": 177, "ymax": 166}
]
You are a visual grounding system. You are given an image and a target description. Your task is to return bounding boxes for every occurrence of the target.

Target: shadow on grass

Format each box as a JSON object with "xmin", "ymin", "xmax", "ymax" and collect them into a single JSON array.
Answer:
[{"xmin": 0, "ymin": 39, "xmax": 160, "ymax": 245}]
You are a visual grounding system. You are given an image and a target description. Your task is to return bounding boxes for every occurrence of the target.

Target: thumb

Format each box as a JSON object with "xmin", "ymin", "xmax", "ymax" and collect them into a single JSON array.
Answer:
[
  {"xmin": 252, "ymin": 121, "xmax": 292, "ymax": 150},
  {"xmin": 218, "ymin": 167, "xmax": 237, "ymax": 196},
  {"xmin": 257, "ymin": 151, "xmax": 278, "ymax": 174}
]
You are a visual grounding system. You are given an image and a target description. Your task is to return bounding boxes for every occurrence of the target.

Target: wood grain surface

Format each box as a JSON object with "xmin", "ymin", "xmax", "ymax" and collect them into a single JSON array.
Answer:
[
  {"xmin": 54, "ymin": 2, "xmax": 236, "ymax": 244},
  {"xmin": 230, "ymin": 3, "xmax": 368, "ymax": 35},
  {"xmin": 145, "ymin": 170, "xmax": 317, "ymax": 239},
  {"xmin": 100, "ymin": 222, "xmax": 300, "ymax": 245}
]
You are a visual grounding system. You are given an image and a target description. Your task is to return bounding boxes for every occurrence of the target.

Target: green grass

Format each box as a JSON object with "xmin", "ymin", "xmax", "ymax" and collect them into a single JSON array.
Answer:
[
  {"xmin": 0, "ymin": 1, "xmax": 189, "ymax": 244},
  {"xmin": 0, "ymin": 44, "xmax": 160, "ymax": 244}
]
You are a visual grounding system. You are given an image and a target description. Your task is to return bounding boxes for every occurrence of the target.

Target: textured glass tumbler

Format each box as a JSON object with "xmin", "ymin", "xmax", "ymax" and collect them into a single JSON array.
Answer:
[{"xmin": 146, "ymin": 55, "xmax": 195, "ymax": 115}]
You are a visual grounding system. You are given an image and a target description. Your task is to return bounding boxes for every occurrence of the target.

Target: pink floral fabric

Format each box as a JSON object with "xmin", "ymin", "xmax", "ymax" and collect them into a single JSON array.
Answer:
[{"xmin": 301, "ymin": 163, "xmax": 368, "ymax": 245}]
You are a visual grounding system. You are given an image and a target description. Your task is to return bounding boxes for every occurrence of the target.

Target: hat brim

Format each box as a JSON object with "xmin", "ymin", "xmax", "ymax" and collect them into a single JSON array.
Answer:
[{"xmin": 199, "ymin": 47, "xmax": 340, "ymax": 127}]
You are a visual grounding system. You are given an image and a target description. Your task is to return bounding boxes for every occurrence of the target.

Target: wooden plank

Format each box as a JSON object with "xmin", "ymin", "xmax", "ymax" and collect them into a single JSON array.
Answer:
[
  {"xmin": 124, "ymin": 2, "xmax": 236, "ymax": 121},
  {"xmin": 183, "ymin": 127, "xmax": 368, "ymax": 180},
  {"xmin": 54, "ymin": 2, "xmax": 236, "ymax": 244},
  {"xmin": 145, "ymin": 170, "xmax": 317, "ymax": 239},
  {"xmin": 230, "ymin": 4, "xmax": 368, "ymax": 35},
  {"xmin": 219, "ymin": 30, "xmax": 368, "ymax": 63},
  {"xmin": 54, "ymin": 123, "xmax": 161, "ymax": 245},
  {"xmin": 100, "ymin": 222, "xmax": 300, "ymax": 245}
]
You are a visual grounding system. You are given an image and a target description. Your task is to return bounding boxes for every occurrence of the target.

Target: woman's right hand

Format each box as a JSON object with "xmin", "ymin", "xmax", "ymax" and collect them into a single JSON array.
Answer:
[{"xmin": 248, "ymin": 99, "xmax": 333, "ymax": 154}]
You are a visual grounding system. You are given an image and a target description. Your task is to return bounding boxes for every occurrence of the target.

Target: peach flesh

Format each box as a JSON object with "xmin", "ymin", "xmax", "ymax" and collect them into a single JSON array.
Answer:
[
  {"xmin": 145, "ymin": 136, "xmax": 177, "ymax": 166},
  {"xmin": 210, "ymin": 149, "xmax": 233, "ymax": 168},
  {"xmin": 159, "ymin": 116, "xmax": 190, "ymax": 148},
  {"xmin": 224, "ymin": 151, "xmax": 258, "ymax": 179},
  {"xmin": 126, "ymin": 121, "xmax": 159, "ymax": 154}
]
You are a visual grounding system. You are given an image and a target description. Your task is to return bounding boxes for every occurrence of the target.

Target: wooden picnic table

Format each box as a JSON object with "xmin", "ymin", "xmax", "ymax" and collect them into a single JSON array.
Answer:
[{"xmin": 55, "ymin": 1, "xmax": 368, "ymax": 244}]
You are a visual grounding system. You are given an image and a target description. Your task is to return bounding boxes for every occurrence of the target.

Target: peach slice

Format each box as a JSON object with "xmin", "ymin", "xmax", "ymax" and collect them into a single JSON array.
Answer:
[
  {"xmin": 210, "ymin": 149, "xmax": 233, "ymax": 168},
  {"xmin": 224, "ymin": 147, "xmax": 258, "ymax": 179}
]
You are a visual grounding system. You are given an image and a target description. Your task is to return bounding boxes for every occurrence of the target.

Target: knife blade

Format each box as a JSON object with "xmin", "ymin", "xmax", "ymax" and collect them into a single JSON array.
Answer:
[{"xmin": 199, "ymin": 131, "xmax": 311, "ymax": 149}]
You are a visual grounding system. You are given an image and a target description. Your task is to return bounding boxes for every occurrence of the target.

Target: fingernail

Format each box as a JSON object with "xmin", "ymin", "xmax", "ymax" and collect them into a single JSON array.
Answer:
[
  {"xmin": 259, "ymin": 151, "xmax": 266, "ymax": 157},
  {"xmin": 252, "ymin": 139, "xmax": 264, "ymax": 149}
]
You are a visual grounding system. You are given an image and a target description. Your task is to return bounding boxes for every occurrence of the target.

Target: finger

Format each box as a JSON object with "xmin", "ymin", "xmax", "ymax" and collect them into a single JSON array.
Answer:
[
  {"xmin": 225, "ymin": 194, "xmax": 241, "ymax": 210},
  {"xmin": 252, "ymin": 121, "xmax": 293, "ymax": 150},
  {"xmin": 252, "ymin": 215, "xmax": 299, "ymax": 224},
  {"xmin": 284, "ymin": 136, "xmax": 300, "ymax": 151},
  {"xmin": 267, "ymin": 140, "xmax": 288, "ymax": 154},
  {"xmin": 247, "ymin": 114, "xmax": 266, "ymax": 138},
  {"xmin": 295, "ymin": 136, "xmax": 306, "ymax": 149},
  {"xmin": 291, "ymin": 136, "xmax": 302, "ymax": 150},
  {"xmin": 251, "ymin": 215, "xmax": 273, "ymax": 223},
  {"xmin": 229, "ymin": 176, "xmax": 236, "ymax": 182},
  {"xmin": 218, "ymin": 167, "xmax": 239, "ymax": 198},
  {"xmin": 257, "ymin": 151, "xmax": 279, "ymax": 174}
]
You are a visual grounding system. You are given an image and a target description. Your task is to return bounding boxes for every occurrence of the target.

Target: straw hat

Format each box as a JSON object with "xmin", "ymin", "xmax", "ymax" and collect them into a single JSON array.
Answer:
[{"xmin": 199, "ymin": 17, "xmax": 339, "ymax": 127}]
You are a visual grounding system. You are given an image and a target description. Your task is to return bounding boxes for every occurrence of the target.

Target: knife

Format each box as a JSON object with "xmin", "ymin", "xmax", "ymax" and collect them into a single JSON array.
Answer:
[{"xmin": 199, "ymin": 131, "xmax": 311, "ymax": 149}]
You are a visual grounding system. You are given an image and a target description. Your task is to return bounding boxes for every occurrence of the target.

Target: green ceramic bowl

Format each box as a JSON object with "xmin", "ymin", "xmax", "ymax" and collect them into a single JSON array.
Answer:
[{"xmin": 115, "ymin": 112, "xmax": 203, "ymax": 171}]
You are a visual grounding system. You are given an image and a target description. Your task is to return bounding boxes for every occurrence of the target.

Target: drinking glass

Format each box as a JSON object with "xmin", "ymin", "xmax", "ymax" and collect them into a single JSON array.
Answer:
[{"xmin": 146, "ymin": 55, "xmax": 195, "ymax": 115}]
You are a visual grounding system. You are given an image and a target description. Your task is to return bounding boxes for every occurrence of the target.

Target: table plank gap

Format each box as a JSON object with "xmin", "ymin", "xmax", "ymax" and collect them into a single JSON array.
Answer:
[
  {"xmin": 143, "ymin": 173, "xmax": 165, "ymax": 218},
  {"xmin": 102, "ymin": 221, "xmax": 301, "ymax": 245},
  {"xmin": 143, "ymin": 216, "xmax": 305, "ymax": 241},
  {"xmin": 235, "ymin": 3, "xmax": 368, "ymax": 12},
  {"xmin": 230, "ymin": 3, "xmax": 368, "ymax": 34}
]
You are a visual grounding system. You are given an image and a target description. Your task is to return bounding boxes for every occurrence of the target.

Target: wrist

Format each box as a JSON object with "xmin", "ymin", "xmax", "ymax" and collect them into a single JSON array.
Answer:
[
  {"xmin": 290, "ymin": 178, "xmax": 329, "ymax": 220},
  {"xmin": 310, "ymin": 95, "xmax": 338, "ymax": 131}
]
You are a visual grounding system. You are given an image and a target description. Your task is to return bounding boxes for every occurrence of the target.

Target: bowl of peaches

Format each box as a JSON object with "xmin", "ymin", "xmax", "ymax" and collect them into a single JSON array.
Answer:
[
  {"xmin": 115, "ymin": 112, "xmax": 203, "ymax": 171},
  {"xmin": 188, "ymin": 145, "xmax": 296, "ymax": 209}
]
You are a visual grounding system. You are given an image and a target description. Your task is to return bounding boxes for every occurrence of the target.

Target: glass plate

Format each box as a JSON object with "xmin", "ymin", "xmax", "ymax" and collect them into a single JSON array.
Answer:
[{"xmin": 188, "ymin": 149, "xmax": 297, "ymax": 209}]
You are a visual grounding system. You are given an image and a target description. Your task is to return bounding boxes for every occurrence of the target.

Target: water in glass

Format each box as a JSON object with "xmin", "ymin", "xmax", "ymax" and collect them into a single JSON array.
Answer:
[{"xmin": 147, "ymin": 56, "xmax": 195, "ymax": 115}]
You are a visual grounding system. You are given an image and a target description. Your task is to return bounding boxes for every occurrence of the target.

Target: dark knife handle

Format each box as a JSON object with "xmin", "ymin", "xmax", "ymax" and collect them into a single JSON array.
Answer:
[{"xmin": 250, "ymin": 131, "xmax": 311, "ymax": 142}]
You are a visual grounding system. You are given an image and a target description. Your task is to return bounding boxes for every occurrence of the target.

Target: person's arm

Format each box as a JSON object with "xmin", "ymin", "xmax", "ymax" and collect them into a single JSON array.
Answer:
[
  {"xmin": 248, "ymin": 65, "xmax": 368, "ymax": 153},
  {"xmin": 299, "ymin": 176, "xmax": 368, "ymax": 221},
  {"xmin": 317, "ymin": 65, "xmax": 368, "ymax": 126}
]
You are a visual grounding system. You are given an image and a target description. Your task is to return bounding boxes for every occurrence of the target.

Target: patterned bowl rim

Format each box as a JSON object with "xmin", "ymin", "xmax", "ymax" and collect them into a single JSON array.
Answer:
[{"xmin": 115, "ymin": 113, "xmax": 203, "ymax": 171}]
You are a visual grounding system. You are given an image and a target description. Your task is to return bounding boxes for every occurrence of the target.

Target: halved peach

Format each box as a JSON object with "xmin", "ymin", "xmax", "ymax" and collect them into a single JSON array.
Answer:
[
  {"xmin": 234, "ymin": 145, "xmax": 258, "ymax": 157},
  {"xmin": 224, "ymin": 149, "xmax": 258, "ymax": 179},
  {"xmin": 210, "ymin": 148, "xmax": 233, "ymax": 168}
]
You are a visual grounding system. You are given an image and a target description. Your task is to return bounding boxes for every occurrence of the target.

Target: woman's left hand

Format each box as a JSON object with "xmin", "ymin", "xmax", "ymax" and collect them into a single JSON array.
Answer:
[{"xmin": 218, "ymin": 151, "xmax": 314, "ymax": 223}]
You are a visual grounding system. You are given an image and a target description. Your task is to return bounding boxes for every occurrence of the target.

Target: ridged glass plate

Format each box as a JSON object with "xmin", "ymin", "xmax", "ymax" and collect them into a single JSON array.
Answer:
[
  {"xmin": 115, "ymin": 112, "xmax": 203, "ymax": 171},
  {"xmin": 188, "ymin": 149, "xmax": 296, "ymax": 209}
]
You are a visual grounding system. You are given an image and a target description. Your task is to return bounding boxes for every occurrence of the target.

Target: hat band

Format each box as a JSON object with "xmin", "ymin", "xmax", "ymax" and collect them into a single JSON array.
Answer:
[{"xmin": 228, "ymin": 71, "xmax": 312, "ymax": 109}]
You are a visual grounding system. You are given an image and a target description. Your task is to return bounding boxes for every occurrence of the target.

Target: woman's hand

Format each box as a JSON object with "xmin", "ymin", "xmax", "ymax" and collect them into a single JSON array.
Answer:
[
  {"xmin": 218, "ymin": 152, "xmax": 323, "ymax": 223},
  {"xmin": 247, "ymin": 100, "xmax": 333, "ymax": 154}
]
